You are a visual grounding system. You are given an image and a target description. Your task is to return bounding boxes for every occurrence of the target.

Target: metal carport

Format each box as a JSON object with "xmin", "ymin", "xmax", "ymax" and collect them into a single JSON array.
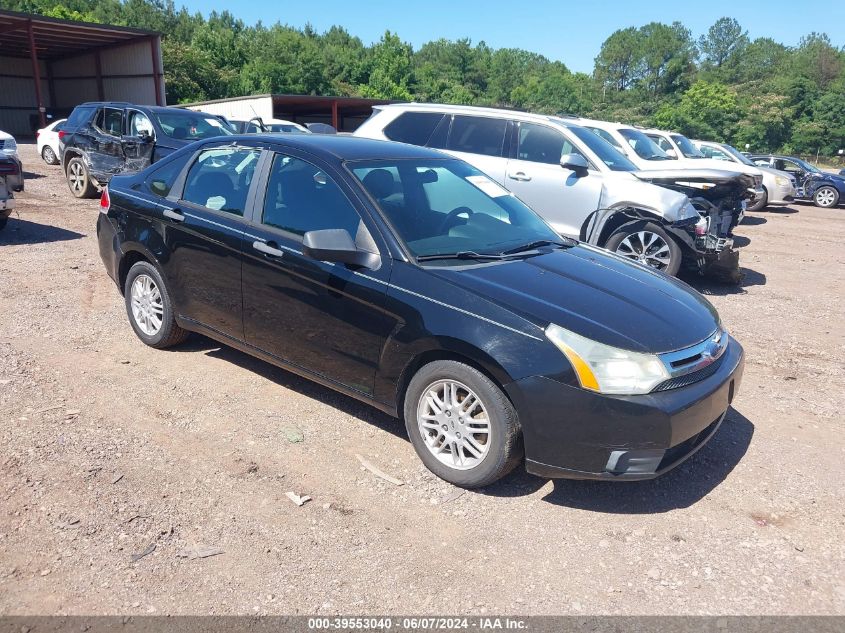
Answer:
[{"xmin": 0, "ymin": 9, "xmax": 164, "ymax": 135}]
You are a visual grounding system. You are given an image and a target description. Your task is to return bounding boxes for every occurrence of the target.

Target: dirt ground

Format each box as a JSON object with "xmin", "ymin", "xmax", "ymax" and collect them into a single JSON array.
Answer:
[{"xmin": 1, "ymin": 142, "xmax": 843, "ymax": 616}]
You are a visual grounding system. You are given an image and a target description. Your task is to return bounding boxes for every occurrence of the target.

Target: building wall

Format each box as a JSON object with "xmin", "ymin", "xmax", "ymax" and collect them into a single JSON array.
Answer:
[
  {"xmin": 183, "ymin": 97, "xmax": 274, "ymax": 122},
  {"xmin": 0, "ymin": 37, "xmax": 163, "ymax": 136}
]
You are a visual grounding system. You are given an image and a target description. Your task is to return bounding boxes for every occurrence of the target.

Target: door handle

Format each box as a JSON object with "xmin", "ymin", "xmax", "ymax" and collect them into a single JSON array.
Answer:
[
  {"xmin": 253, "ymin": 240, "xmax": 285, "ymax": 258},
  {"xmin": 163, "ymin": 208, "xmax": 184, "ymax": 222},
  {"xmin": 508, "ymin": 171, "xmax": 532, "ymax": 182}
]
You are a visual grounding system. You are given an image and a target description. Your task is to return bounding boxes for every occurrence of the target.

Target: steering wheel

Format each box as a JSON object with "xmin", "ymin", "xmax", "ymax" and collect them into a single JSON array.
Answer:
[{"xmin": 439, "ymin": 206, "xmax": 474, "ymax": 233}]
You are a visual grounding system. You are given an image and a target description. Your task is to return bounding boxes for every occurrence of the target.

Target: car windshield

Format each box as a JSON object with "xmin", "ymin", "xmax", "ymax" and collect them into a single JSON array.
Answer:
[
  {"xmin": 720, "ymin": 144, "xmax": 756, "ymax": 167},
  {"xmin": 567, "ymin": 125, "xmax": 638, "ymax": 171},
  {"xmin": 793, "ymin": 158, "xmax": 821, "ymax": 173},
  {"xmin": 349, "ymin": 158, "xmax": 561, "ymax": 260},
  {"xmin": 618, "ymin": 128, "xmax": 671, "ymax": 160},
  {"xmin": 670, "ymin": 134, "xmax": 706, "ymax": 158},
  {"xmin": 153, "ymin": 112, "xmax": 233, "ymax": 140}
]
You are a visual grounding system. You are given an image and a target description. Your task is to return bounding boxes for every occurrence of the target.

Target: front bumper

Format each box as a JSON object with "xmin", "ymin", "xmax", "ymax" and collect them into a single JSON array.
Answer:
[{"xmin": 506, "ymin": 337, "xmax": 744, "ymax": 480}]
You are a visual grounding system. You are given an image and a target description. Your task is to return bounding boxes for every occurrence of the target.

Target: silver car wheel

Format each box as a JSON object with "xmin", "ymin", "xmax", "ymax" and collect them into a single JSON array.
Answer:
[
  {"xmin": 43, "ymin": 146, "xmax": 56, "ymax": 164},
  {"xmin": 416, "ymin": 379, "xmax": 491, "ymax": 471},
  {"xmin": 815, "ymin": 187, "xmax": 836, "ymax": 207},
  {"xmin": 69, "ymin": 161, "xmax": 85, "ymax": 193},
  {"xmin": 615, "ymin": 231, "xmax": 672, "ymax": 270},
  {"xmin": 130, "ymin": 274, "xmax": 164, "ymax": 336}
]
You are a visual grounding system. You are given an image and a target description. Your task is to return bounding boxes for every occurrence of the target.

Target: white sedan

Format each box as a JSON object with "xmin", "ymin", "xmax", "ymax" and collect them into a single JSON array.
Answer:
[{"xmin": 36, "ymin": 118, "xmax": 66, "ymax": 165}]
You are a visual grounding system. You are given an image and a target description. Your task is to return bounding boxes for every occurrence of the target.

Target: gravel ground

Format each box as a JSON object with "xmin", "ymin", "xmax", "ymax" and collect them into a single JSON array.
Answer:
[{"xmin": 1, "ymin": 143, "xmax": 843, "ymax": 616}]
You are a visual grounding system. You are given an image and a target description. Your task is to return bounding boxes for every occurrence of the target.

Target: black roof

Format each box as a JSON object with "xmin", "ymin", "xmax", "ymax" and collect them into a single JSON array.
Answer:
[{"xmin": 226, "ymin": 134, "xmax": 448, "ymax": 162}]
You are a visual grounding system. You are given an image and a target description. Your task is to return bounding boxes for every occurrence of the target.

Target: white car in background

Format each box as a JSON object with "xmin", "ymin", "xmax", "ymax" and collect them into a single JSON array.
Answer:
[
  {"xmin": 37, "ymin": 118, "xmax": 66, "ymax": 165},
  {"xmin": 1, "ymin": 129, "xmax": 21, "ymax": 164},
  {"xmin": 262, "ymin": 118, "xmax": 311, "ymax": 134},
  {"xmin": 693, "ymin": 140, "xmax": 796, "ymax": 211}
]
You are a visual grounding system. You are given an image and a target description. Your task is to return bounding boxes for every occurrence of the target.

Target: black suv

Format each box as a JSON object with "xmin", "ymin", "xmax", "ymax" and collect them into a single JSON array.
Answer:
[{"xmin": 60, "ymin": 102, "xmax": 232, "ymax": 198}]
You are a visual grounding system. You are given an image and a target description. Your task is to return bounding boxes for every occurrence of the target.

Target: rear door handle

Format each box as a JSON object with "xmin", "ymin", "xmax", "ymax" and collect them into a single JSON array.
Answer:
[
  {"xmin": 508, "ymin": 171, "xmax": 531, "ymax": 182},
  {"xmin": 163, "ymin": 208, "xmax": 184, "ymax": 222},
  {"xmin": 253, "ymin": 240, "xmax": 285, "ymax": 258}
]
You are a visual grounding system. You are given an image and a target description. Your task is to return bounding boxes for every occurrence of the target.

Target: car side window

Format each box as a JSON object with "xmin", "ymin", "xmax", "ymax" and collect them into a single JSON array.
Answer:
[
  {"xmin": 447, "ymin": 116, "xmax": 507, "ymax": 157},
  {"xmin": 94, "ymin": 108, "xmax": 123, "ymax": 137},
  {"xmin": 384, "ymin": 112, "xmax": 446, "ymax": 146},
  {"xmin": 649, "ymin": 135, "xmax": 673, "ymax": 153},
  {"xmin": 65, "ymin": 106, "xmax": 95, "ymax": 129},
  {"xmin": 517, "ymin": 122, "xmax": 581, "ymax": 165},
  {"xmin": 262, "ymin": 153, "xmax": 364, "ymax": 239},
  {"xmin": 702, "ymin": 146, "xmax": 730, "ymax": 161},
  {"xmin": 181, "ymin": 147, "xmax": 261, "ymax": 216},
  {"xmin": 145, "ymin": 156, "xmax": 188, "ymax": 198},
  {"xmin": 128, "ymin": 110, "xmax": 155, "ymax": 138}
]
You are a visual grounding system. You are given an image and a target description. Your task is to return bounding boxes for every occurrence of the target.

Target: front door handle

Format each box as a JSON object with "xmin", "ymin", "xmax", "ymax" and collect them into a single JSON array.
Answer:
[
  {"xmin": 163, "ymin": 208, "xmax": 184, "ymax": 222},
  {"xmin": 253, "ymin": 240, "xmax": 285, "ymax": 258},
  {"xmin": 508, "ymin": 171, "xmax": 532, "ymax": 182}
]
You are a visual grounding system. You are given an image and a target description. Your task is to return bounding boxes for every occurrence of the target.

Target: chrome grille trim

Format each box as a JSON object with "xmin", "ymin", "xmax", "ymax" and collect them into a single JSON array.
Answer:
[{"xmin": 658, "ymin": 329, "xmax": 728, "ymax": 380}]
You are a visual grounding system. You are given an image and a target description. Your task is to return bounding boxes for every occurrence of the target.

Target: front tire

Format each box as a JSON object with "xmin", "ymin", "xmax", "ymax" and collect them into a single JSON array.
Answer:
[
  {"xmin": 604, "ymin": 220, "xmax": 682, "ymax": 276},
  {"xmin": 747, "ymin": 187, "xmax": 768, "ymax": 212},
  {"xmin": 813, "ymin": 186, "xmax": 839, "ymax": 208},
  {"xmin": 42, "ymin": 145, "xmax": 58, "ymax": 165},
  {"xmin": 66, "ymin": 156, "xmax": 97, "ymax": 198},
  {"xmin": 404, "ymin": 360, "xmax": 522, "ymax": 488},
  {"xmin": 124, "ymin": 261, "xmax": 189, "ymax": 349}
]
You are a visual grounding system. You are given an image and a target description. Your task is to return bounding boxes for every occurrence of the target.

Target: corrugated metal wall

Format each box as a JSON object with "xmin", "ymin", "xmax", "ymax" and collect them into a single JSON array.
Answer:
[{"xmin": 0, "ymin": 37, "xmax": 163, "ymax": 136}]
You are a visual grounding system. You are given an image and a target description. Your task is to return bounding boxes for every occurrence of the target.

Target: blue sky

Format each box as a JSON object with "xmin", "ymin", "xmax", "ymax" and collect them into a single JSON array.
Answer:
[{"xmin": 179, "ymin": 0, "xmax": 845, "ymax": 74}]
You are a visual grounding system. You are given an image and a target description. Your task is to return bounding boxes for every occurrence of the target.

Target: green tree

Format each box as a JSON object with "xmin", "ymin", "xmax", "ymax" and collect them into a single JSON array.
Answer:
[
  {"xmin": 594, "ymin": 27, "xmax": 644, "ymax": 92},
  {"xmin": 698, "ymin": 17, "xmax": 749, "ymax": 68},
  {"xmin": 359, "ymin": 31, "xmax": 413, "ymax": 100}
]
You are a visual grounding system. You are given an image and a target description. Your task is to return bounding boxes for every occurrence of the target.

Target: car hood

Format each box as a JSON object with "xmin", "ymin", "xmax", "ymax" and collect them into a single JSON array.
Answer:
[
  {"xmin": 427, "ymin": 245, "xmax": 720, "ymax": 354},
  {"xmin": 634, "ymin": 168, "xmax": 756, "ymax": 202}
]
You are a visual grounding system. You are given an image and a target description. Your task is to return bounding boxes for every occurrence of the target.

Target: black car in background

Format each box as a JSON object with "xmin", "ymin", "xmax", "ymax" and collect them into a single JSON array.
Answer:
[
  {"xmin": 97, "ymin": 134, "xmax": 744, "ymax": 488},
  {"xmin": 749, "ymin": 154, "xmax": 845, "ymax": 208},
  {"xmin": 60, "ymin": 102, "xmax": 232, "ymax": 198}
]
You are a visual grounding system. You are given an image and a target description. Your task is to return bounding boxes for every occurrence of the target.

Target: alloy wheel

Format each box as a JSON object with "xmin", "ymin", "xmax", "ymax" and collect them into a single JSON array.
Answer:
[
  {"xmin": 130, "ymin": 274, "xmax": 164, "ymax": 336},
  {"xmin": 815, "ymin": 187, "xmax": 837, "ymax": 208},
  {"xmin": 43, "ymin": 146, "xmax": 56, "ymax": 163},
  {"xmin": 68, "ymin": 161, "xmax": 85, "ymax": 194},
  {"xmin": 615, "ymin": 231, "xmax": 672, "ymax": 270},
  {"xmin": 416, "ymin": 380, "xmax": 491, "ymax": 471}
]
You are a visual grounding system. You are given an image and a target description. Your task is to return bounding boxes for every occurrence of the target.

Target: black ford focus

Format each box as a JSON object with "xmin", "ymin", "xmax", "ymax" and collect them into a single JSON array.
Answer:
[{"xmin": 96, "ymin": 135, "xmax": 744, "ymax": 488}]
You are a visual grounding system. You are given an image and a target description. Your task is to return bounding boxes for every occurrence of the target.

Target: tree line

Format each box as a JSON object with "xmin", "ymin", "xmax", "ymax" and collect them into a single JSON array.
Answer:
[{"xmin": 4, "ymin": 0, "xmax": 844, "ymax": 155}]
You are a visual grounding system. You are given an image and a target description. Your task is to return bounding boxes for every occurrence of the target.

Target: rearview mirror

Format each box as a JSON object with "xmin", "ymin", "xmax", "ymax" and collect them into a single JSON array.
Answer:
[
  {"xmin": 560, "ymin": 153, "xmax": 589, "ymax": 177},
  {"xmin": 302, "ymin": 229, "xmax": 380, "ymax": 269}
]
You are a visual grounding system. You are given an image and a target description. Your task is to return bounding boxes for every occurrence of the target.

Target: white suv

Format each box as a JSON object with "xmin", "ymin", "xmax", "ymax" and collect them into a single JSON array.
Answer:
[{"xmin": 355, "ymin": 103, "xmax": 703, "ymax": 276}]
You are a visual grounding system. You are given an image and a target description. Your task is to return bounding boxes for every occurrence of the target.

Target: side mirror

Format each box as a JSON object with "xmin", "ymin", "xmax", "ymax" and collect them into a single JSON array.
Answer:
[
  {"xmin": 560, "ymin": 153, "xmax": 589, "ymax": 177},
  {"xmin": 138, "ymin": 129, "xmax": 153, "ymax": 143},
  {"xmin": 664, "ymin": 148, "xmax": 678, "ymax": 159},
  {"xmin": 302, "ymin": 229, "xmax": 380, "ymax": 269}
]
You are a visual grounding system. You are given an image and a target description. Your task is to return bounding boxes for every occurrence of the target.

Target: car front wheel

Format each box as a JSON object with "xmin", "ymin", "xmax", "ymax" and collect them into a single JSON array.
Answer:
[
  {"xmin": 404, "ymin": 360, "xmax": 522, "ymax": 488},
  {"xmin": 124, "ymin": 261, "xmax": 189, "ymax": 349},
  {"xmin": 604, "ymin": 220, "xmax": 682, "ymax": 276},
  {"xmin": 813, "ymin": 186, "xmax": 839, "ymax": 208}
]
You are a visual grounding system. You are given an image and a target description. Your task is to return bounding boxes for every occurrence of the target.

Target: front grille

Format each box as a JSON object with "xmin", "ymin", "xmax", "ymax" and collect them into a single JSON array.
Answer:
[{"xmin": 653, "ymin": 355, "xmax": 725, "ymax": 392}]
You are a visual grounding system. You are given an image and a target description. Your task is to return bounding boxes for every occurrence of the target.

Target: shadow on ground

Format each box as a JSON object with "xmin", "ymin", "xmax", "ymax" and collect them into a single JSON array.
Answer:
[
  {"xmin": 681, "ymin": 267, "xmax": 766, "ymax": 296},
  {"xmin": 740, "ymin": 215, "xmax": 767, "ymax": 226},
  {"xmin": 23, "ymin": 171, "xmax": 46, "ymax": 180},
  {"xmin": 0, "ymin": 218, "xmax": 84, "ymax": 245},
  {"xmin": 168, "ymin": 336, "xmax": 752, "ymax": 514}
]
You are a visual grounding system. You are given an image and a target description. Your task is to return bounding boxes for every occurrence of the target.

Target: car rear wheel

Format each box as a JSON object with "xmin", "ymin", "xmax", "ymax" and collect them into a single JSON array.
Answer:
[
  {"xmin": 747, "ymin": 187, "xmax": 768, "ymax": 212},
  {"xmin": 404, "ymin": 360, "xmax": 522, "ymax": 488},
  {"xmin": 124, "ymin": 261, "xmax": 189, "ymax": 349},
  {"xmin": 604, "ymin": 220, "xmax": 682, "ymax": 276},
  {"xmin": 41, "ymin": 145, "xmax": 59, "ymax": 165},
  {"xmin": 66, "ymin": 157, "xmax": 97, "ymax": 198},
  {"xmin": 813, "ymin": 186, "xmax": 839, "ymax": 208}
]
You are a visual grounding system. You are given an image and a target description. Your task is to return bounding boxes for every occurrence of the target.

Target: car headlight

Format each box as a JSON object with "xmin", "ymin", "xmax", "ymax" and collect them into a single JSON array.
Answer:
[
  {"xmin": 775, "ymin": 176, "xmax": 789, "ymax": 187},
  {"xmin": 676, "ymin": 199, "xmax": 699, "ymax": 221},
  {"xmin": 545, "ymin": 323, "xmax": 670, "ymax": 395}
]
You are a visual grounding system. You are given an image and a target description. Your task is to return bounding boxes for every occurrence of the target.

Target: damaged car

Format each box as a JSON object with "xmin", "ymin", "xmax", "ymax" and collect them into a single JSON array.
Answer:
[
  {"xmin": 354, "ymin": 104, "xmax": 754, "ymax": 281},
  {"xmin": 60, "ymin": 102, "xmax": 232, "ymax": 198},
  {"xmin": 0, "ymin": 130, "xmax": 23, "ymax": 231}
]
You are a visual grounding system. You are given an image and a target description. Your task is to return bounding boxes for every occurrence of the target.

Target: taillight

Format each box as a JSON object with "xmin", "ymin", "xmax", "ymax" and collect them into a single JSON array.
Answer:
[
  {"xmin": 58, "ymin": 130, "xmax": 66, "ymax": 140},
  {"xmin": 100, "ymin": 186, "xmax": 110, "ymax": 213},
  {"xmin": 36, "ymin": 131, "xmax": 41, "ymax": 138}
]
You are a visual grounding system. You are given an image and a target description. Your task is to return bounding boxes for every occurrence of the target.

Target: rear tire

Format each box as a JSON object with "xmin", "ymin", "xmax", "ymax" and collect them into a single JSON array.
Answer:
[
  {"xmin": 813, "ymin": 186, "xmax": 839, "ymax": 208},
  {"xmin": 66, "ymin": 156, "xmax": 97, "ymax": 199},
  {"xmin": 747, "ymin": 187, "xmax": 768, "ymax": 212},
  {"xmin": 403, "ymin": 360, "xmax": 522, "ymax": 488},
  {"xmin": 124, "ymin": 261, "xmax": 189, "ymax": 349},
  {"xmin": 604, "ymin": 220, "xmax": 682, "ymax": 276},
  {"xmin": 41, "ymin": 145, "xmax": 59, "ymax": 165}
]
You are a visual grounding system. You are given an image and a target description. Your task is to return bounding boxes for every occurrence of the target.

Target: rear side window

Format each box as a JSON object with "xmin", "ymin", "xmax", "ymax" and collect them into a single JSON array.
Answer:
[
  {"xmin": 94, "ymin": 108, "xmax": 123, "ymax": 137},
  {"xmin": 517, "ymin": 122, "xmax": 575, "ymax": 165},
  {"xmin": 145, "ymin": 156, "xmax": 187, "ymax": 198},
  {"xmin": 384, "ymin": 112, "xmax": 446, "ymax": 146},
  {"xmin": 447, "ymin": 116, "xmax": 507, "ymax": 157},
  {"xmin": 65, "ymin": 106, "xmax": 95, "ymax": 129},
  {"xmin": 181, "ymin": 147, "xmax": 261, "ymax": 215}
]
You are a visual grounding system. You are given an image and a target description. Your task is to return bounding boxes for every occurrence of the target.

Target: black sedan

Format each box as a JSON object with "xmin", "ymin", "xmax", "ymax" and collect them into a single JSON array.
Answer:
[{"xmin": 96, "ymin": 135, "xmax": 744, "ymax": 488}]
